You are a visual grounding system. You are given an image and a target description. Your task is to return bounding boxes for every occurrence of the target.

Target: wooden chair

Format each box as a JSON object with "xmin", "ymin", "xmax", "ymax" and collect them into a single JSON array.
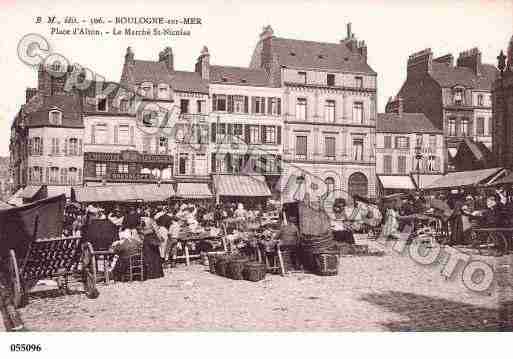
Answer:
[
  {"xmin": 92, "ymin": 250, "xmax": 115, "ymax": 284},
  {"xmin": 258, "ymin": 242, "xmax": 286, "ymax": 276},
  {"xmin": 121, "ymin": 246, "xmax": 144, "ymax": 282}
]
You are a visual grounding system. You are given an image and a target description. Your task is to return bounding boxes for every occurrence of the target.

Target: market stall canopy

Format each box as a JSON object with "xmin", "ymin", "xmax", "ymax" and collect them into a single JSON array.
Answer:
[
  {"xmin": 47, "ymin": 186, "xmax": 72, "ymax": 199},
  {"xmin": 424, "ymin": 167, "xmax": 506, "ymax": 190},
  {"xmin": 0, "ymin": 201, "xmax": 14, "ymax": 210},
  {"xmin": 7, "ymin": 187, "xmax": 24, "ymax": 206},
  {"xmin": 176, "ymin": 182, "xmax": 213, "ymax": 199},
  {"xmin": 378, "ymin": 175, "xmax": 416, "ymax": 190},
  {"xmin": 214, "ymin": 175, "xmax": 271, "ymax": 197},
  {"xmin": 7, "ymin": 185, "xmax": 47, "ymax": 205},
  {"xmin": 414, "ymin": 174, "xmax": 444, "ymax": 189},
  {"xmin": 487, "ymin": 171, "xmax": 513, "ymax": 186},
  {"xmin": 72, "ymin": 184, "xmax": 175, "ymax": 203}
]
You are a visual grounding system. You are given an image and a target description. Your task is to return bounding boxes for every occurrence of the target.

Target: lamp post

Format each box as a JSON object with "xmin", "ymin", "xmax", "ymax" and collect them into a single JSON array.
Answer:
[{"xmin": 414, "ymin": 145, "xmax": 423, "ymax": 191}]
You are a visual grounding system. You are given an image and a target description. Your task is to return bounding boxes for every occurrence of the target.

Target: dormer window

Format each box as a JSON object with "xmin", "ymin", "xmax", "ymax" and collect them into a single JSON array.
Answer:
[
  {"xmin": 119, "ymin": 98, "xmax": 129, "ymax": 112},
  {"xmin": 97, "ymin": 96, "xmax": 107, "ymax": 112},
  {"xmin": 477, "ymin": 94, "xmax": 484, "ymax": 106},
  {"xmin": 141, "ymin": 82, "xmax": 153, "ymax": 98},
  {"xmin": 48, "ymin": 110, "xmax": 62, "ymax": 125},
  {"xmin": 355, "ymin": 76, "xmax": 363, "ymax": 88},
  {"xmin": 298, "ymin": 72, "xmax": 307, "ymax": 84},
  {"xmin": 453, "ymin": 88, "xmax": 464, "ymax": 105},
  {"xmin": 327, "ymin": 74, "xmax": 335, "ymax": 86},
  {"xmin": 158, "ymin": 84, "xmax": 169, "ymax": 100}
]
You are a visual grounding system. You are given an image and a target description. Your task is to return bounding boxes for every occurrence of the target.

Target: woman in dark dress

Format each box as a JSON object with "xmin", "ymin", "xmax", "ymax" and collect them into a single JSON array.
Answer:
[{"xmin": 140, "ymin": 217, "xmax": 164, "ymax": 279}]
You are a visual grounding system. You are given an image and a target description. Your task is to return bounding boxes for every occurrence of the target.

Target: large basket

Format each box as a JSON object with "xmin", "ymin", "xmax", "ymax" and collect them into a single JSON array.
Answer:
[
  {"xmin": 208, "ymin": 253, "xmax": 218, "ymax": 274},
  {"xmin": 314, "ymin": 253, "xmax": 339, "ymax": 276},
  {"xmin": 226, "ymin": 257, "xmax": 250, "ymax": 280},
  {"xmin": 215, "ymin": 255, "xmax": 231, "ymax": 277},
  {"xmin": 243, "ymin": 261, "xmax": 266, "ymax": 282}
]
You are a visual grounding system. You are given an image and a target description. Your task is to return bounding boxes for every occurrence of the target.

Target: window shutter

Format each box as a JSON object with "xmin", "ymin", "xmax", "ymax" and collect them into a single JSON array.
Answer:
[
  {"xmin": 245, "ymin": 125, "xmax": 250, "ymax": 144},
  {"xmin": 114, "ymin": 125, "xmax": 119, "ymax": 144},
  {"xmin": 60, "ymin": 168, "xmax": 66, "ymax": 184},
  {"xmin": 130, "ymin": 126, "xmax": 134, "ymax": 145},
  {"xmin": 394, "ymin": 137, "xmax": 398, "ymax": 149},
  {"xmin": 28, "ymin": 138, "xmax": 33, "ymax": 156},
  {"xmin": 212, "ymin": 94, "xmax": 217, "ymax": 111},
  {"xmin": 227, "ymin": 123, "xmax": 233, "ymax": 143},
  {"xmin": 227, "ymin": 95, "xmax": 234, "ymax": 113},
  {"xmin": 78, "ymin": 168, "xmax": 82, "ymax": 184},
  {"xmin": 261, "ymin": 126, "xmax": 266, "ymax": 143},
  {"xmin": 244, "ymin": 96, "xmax": 249, "ymax": 113},
  {"xmin": 39, "ymin": 137, "xmax": 43, "ymax": 155},
  {"xmin": 55, "ymin": 138, "xmax": 60, "ymax": 155},
  {"xmin": 406, "ymin": 137, "xmax": 410, "ymax": 149},
  {"xmin": 268, "ymin": 98, "xmax": 273, "ymax": 114},
  {"xmin": 277, "ymin": 98, "xmax": 281, "ymax": 115},
  {"xmin": 91, "ymin": 125, "xmax": 96, "ymax": 144},
  {"xmin": 277, "ymin": 126, "xmax": 282, "ymax": 145},
  {"xmin": 468, "ymin": 121, "xmax": 473, "ymax": 137},
  {"xmin": 211, "ymin": 123, "xmax": 217, "ymax": 143},
  {"xmin": 45, "ymin": 167, "xmax": 49, "ymax": 184},
  {"xmin": 455, "ymin": 120, "xmax": 461, "ymax": 137},
  {"xmin": 63, "ymin": 137, "xmax": 68, "ymax": 156},
  {"xmin": 211, "ymin": 153, "xmax": 216, "ymax": 173},
  {"xmin": 155, "ymin": 137, "xmax": 159, "ymax": 154},
  {"xmin": 435, "ymin": 157, "xmax": 440, "ymax": 171},
  {"xmin": 251, "ymin": 97, "xmax": 257, "ymax": 114}
]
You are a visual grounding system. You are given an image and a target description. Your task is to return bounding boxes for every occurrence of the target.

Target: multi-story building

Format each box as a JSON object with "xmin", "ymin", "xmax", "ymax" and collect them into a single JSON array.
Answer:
[
  {"xmin": 376, "ymin": 104, "xmax": 444, "ymax": 193},
  {"xmin": 493, "ymin": 36, "xmax": 513, "ymax": 169},
  {"xmin": 9, "ymin": 64, "xmax": 84, "ymax": 198},
  {"xmin": 395, "ymin": 48, "xmax": 497, "ymax": 159},
  {"xmin": 250, "ymin": 24, "xmax": 377, "ymax": 200}
]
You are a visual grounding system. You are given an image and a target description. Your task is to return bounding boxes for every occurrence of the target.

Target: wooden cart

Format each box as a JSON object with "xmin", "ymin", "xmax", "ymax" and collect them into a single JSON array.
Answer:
[{"xmin": 7, "ymin": 236, "xmax": 98, "ymax": 308}]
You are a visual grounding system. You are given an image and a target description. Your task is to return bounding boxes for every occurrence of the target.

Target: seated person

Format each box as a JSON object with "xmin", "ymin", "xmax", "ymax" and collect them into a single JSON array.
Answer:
[{"xmin": 331, "ymin": 199, "xmax": 355, "ymax": 245}]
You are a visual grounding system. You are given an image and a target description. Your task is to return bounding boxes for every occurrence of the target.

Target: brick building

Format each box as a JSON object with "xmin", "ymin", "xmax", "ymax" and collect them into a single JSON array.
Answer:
[
  {"xmin": 250, "ymin": 24, "xmax": 377, "ymax": 200},
  {"xmin": 493, "ymin": 36, "xmax": 513, "ymax": 169},
  {"xmin": 394, "ymin": 47, "xmax": 497, "ymax": 160}
]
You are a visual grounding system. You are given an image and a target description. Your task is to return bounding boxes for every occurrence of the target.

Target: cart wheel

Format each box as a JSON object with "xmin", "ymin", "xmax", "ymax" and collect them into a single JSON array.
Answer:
[
  {"xmin": 8, "ymin": 250, "xmax": 23, "ymax": 308},
  {"xmin": 82, "ymin": 243, "xmax": 99, "ymax": 299}
]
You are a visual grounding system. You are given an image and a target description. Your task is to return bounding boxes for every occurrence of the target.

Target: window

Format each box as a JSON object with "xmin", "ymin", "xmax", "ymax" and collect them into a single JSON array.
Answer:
[
  {"xmin": 453, "ymin": 88, "xmax": 464, "ymax": 105},
  {"xmin": 216, "ymin": 123, "xmax": 226, "ymax": 143},
  {"xmin": 398, "ymin": 156, "xmax": 407, "ymax": 174},
  {"xmin": 478, "ymin": 94, "xmax": 484, "ymax": 106},
  {"xmin": 268, "ymin": 97, "xmax": 281, "ymax": 115},
  {"xmin": 355, "ymin": 76, "xmax": 363, "ymax": 88},
  {"xmin": 461, "ymin": 118, "xmax": 470, "ymax": 137},
  {"xmin": 158, "ymin": 85, "xmax": 169, "ymax": 100},
  {"xmin": 32, "ymin": 166, "xmax": 42, "ymax": 183},
  {"xmin": 51, "ymin": 138, "xmax": 60, "ymax": 155},
  {"xmin": 353, "ymin": 139, "xmax": 364, "ymax": 161},
  {"xmin": 95, "ymin": 163, "xmax": 107, "ymax": 177},
  {"xmin": 476, "ymin": 117, "xmax": 485, "ymax": 136},
  {"xmin": 296, "ymin": 98, "xmax": 307, "ymax": 121},
  {"xmin": 69, "ymin": 138, "xmax": 79, "ymax": 155},
  {"xmin": 265, "ymin": 126, "xmax": 277, "ymax": 144},
  {"xmin": 298, "ymin": 71, "xmax": 307, "ymax": 84},
  {"xmin": 233, "ymin": 124, "xmax": 243, "ymax": 139},
  {"xmin": 427, "ymin": 155, "xmax": 436, "ymax": 172},
  {"xmin": 325, "ymin": 177, "xmax": 335, "ymax": 194},
  {"xmin": 296, "ymin": 136, "xmax": 307, "ymax": 160},
  {"xmin": 383, "ymin": 155, "xmax": 392, "ymax": 174},
  {"xmin": 32, "ymin": 137, "xmax": 42, "ymax": 155},
  {"xmin": 95, "ymin": 123, "xmax": 108, "ymax": 144},
  {"xmin": 68, "ymin": 167, "xmax": 78, "ymax": 185},
  {"xmin": 179, "ymin": 153, "xmax": 188, "ymax": 175},
  {"xmin": 429, "ymin": 135, "xmax": 437, "ymax": 150},
  {"xmin": 448, "ymin": 118, "xmax": 456, "ymax": 136},
  {"xmin": 325, "ymin": 137, "xmax": 336, "ymax": 158},
  {"xmin": 49, "ymin": 167, "xmax": 59, "ymax": 184},
  {"xmin": 49, "ymin": 110, "xmax": 62, "ymax": 125},
  {"xmin": 233, "ymin": 96, "xmax": 245, "ymax": 113},
  {"xmin": 118, "ymin": 125, "xmax": 130, "ymax": 145},
  {"xmin": 395, "ymin": 136, "xmax": 409, "ymax": 149},
  {"xmin": 180, "ymin": 99, "xmax": 189, "ymax": 114},
  {"xmin": 141, "ymin": 84, "xmax": 153, "ymax": 98},
  {"xmin": 327, "ymin": 74, "xmax": 335, "ymax": 86},
  {"xmin": 352, "ymin": 102, "xmax": 364, "ymax": 124},
  {"xmin": 249, "ymin": 126, "xmax": 260, "ymax": 144},
  {"xmin": 119, "ymin": 98, "xmax": 129, "ymax": 112},
  {"xmin": 416, "ymin": 134, "xmax": 423, "ymax": 147},
  {"xmin": 253, "ymin": 97, "xmax": 266, "ymax": 114},
  {"xmin": 97, "ymin": 97, "xmax": 107, "ymax": 112},
  {"xmin": 325, "ymin": 100, "xmax": 335, "ymax": 123},
  {"xmin": 215, "ymin": 95, "xmax": 227, "ymax": 111},
  {"xmin": 384, "ymin": 136, "xmax": 392, "ymax": 149},
  {"xmin": 159, "ymin": 137, "xmax": 168, "ymax": 154},
  {"xmin": 197, "ymin": 100, "xmax": 205, "ymax": 113},
  {"xmin": 118, "ymin": 164, "xmax": 128, "ymax": 173}
]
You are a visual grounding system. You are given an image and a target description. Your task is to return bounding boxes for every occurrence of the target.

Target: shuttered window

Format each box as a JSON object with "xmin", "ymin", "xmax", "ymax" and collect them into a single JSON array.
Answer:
[
  {"xmin": 296, "ymin": 136, "xmax": 307, "ymax": 160},
  {"xmin": 325, "ymin": 137, "xmax": 336, "ymax": 158}
]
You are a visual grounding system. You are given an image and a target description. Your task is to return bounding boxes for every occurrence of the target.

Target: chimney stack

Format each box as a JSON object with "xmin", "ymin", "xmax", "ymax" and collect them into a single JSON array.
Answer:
[
  {"xmin": 25, "ymin": 88, "xmax": 37, "ymax": 103},
  {"xmin": 260, "ymin": 25, "xmax": 274, "ymax": 42},
  {"xmin": 159, "ymin": 47, "xmax": 174, "ymax": 71},
  {"xmin": 125, "ymin": 47, "xmax": 135, "ymax": 64},
  {"xmin": 434, "ymin": 54, "xmax": 454, "ymax": 67},
  {"xmin": 195, "ymin": 46, "xmax": 210, "ymax": 81},
  {"xmin": 407, "ymin": 48, "xmax": 433, "ymax": 78},
  {"xmin": 346, "ymin": 23, "xmax": 352, "ymax": 39},
  {"xmin": 457, "ymin": 47, "xmax": 482, "ymax": 76}
]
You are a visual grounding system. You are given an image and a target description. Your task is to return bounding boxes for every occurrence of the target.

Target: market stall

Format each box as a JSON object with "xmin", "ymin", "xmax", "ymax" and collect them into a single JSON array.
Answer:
[
  {"xmin": 71, "ymin": 184, "xmax": 175, "ymax": 203},
  {"xmin": 213, "ymin": 174, "xmax": 271, "ymax": 207}
]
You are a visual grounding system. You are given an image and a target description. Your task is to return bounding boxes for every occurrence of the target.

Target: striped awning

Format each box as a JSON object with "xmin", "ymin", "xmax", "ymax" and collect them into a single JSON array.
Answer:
[
  {"xmin": 214, "ymin": 175, "xmax": 271, "ymax": 197},
  {"xmin": 73, "ymin": 184, "xmax": 175, "ymax": 203},
  {"xmin": 176, "ymin": 183, "xmax": 213, "ymax": 199},
  {"xmin": 378, "ymin": 175, "xmax": 416, "ymax": 190},
  {"xmin": 424, "ymin": 168, "xmax": 506, "ymax": 190}
]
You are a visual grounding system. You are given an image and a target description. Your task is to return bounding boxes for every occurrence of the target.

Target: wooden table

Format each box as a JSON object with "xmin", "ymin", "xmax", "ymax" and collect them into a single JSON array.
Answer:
[{"xmin": 177, "ymin": 233, "xmax": 227, "ymax": 266}]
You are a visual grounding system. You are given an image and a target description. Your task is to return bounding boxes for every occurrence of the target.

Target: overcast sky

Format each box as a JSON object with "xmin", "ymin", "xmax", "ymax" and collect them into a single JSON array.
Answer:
[{"xmin": 0, "ymin": 0, "xmax": 512, "ymax": 156}]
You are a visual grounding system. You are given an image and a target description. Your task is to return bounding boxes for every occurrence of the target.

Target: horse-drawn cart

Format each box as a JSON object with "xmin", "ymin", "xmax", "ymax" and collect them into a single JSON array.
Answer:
[{"xmin": 7, "ymin": 236, "xmax": 98, "ymax": 308}]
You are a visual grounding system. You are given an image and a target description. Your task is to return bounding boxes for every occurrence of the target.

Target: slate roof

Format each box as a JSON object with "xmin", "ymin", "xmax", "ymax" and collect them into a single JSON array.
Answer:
[
  {"xmin": 377, "ymin": 113, "xmax": 442, "ymax": 134},
  {"xmin": 430, "ymin": 62, "xmax": 498, "ymax": 90},
  {"xmin": 270, "ymin": 37, "xmax": 376, "ymax": 74},
  {"xmin": 210, "ymin": 65, "xmax": 271, "ymax": 87},
  {"xmin": 21, "ymin": 93, "xmax": 83, "ymax": 128},
  {"xmin": 123, "ymin": 59, "xmax": 208, "ymax": 94}
]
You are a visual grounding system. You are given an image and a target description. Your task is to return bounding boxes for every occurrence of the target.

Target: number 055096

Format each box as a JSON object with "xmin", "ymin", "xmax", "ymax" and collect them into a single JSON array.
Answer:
[{"xmin": 10, "ymin": 344, "xmax": 42, "ymax": 352}]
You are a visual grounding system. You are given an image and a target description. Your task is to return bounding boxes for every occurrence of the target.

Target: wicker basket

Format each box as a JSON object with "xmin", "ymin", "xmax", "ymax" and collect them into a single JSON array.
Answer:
[
  {"xmin": 226, "ymin": 257, "xmax": 250, "ymax": 280},
  {"xmin": 314, "ymin": 253, "xmax": 339, "ymax": 276},
  {"xmin": 215, "ymin": 255, "xmax": 231, "ymax": 277},
  {"xmin": 243, "ymin": 261, "xmax": 266, "ymax": 282},
  {"xmin": 208, "ymin": 253, "xmax": 218, "ymax": 274}
]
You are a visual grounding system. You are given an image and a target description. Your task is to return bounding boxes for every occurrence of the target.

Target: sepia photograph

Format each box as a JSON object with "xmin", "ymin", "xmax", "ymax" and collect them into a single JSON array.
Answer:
[{"xmin": 0, "ymin": 0, "xmax": 512, "ymax": 355}]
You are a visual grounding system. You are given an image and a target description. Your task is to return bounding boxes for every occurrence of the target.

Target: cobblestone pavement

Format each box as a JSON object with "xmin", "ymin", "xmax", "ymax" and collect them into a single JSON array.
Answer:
[{"xmin": 6, "ymin": 236, "xmax": 512, "ymax": 331}]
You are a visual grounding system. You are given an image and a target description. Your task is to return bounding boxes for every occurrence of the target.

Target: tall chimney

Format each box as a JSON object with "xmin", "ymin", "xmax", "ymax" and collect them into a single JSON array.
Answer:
[
  {"xmin": 457, "ymin": 47, "xmax": 482, "ymax": 76},
  {"xmin": 195, "ymin": 46, "xmax": 210, "ymax": 81},
  {"xmin": 346, "ymin": 23, "xmax": 352, "ymax": 39},
  {"xmin": 125, "ymin": 47, "xmax": 135, "ymax": 64},
  {"xmin": 407, "ymin": 48, "xmax": 433, "ymax": 78},
  {"xmin": 159, "ymin": 47, "xmax": 174, "ymax": 71}
]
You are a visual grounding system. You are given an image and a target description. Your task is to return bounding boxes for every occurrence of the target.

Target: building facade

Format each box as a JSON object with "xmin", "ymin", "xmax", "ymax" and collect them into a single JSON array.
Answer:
[
  {"xmin": 395, "ymin": 48, "xmax": 497, "ymax": 158},
  {"xmin": 250, "ymin": 24, "xmax": 377, "ymax": 200},
  {"xmin": 493, "ymin": 36, "xmax": 513, "ymax": 169}
]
